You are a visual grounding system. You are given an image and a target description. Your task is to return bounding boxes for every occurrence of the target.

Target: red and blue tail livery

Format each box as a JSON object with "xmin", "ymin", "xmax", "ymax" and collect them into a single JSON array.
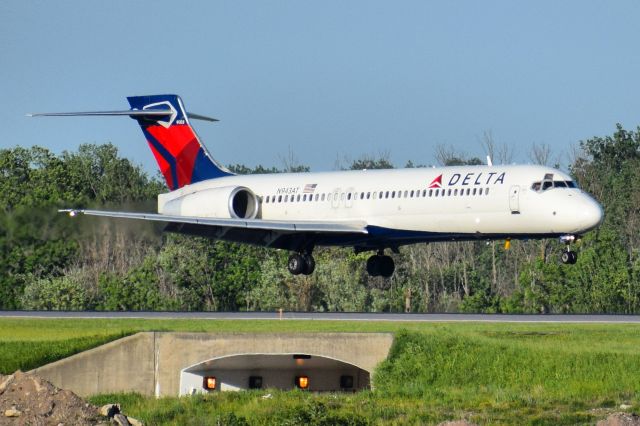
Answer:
[{"xmin": 127, "ymin": 95, "xmax": 232, "ymax": 190}]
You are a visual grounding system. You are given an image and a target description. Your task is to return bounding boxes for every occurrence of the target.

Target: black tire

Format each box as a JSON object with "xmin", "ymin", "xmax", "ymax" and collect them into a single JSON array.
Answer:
[
  {"xmin": 561, "ymin": 250, "xmax": 578, "ymax": 265},
  {"xmin": 302, "ymin": 254, "xmax": 316, "ymax": 275},
  {"xmin": 380, "ymin": 256, "xmax": 395, "ymax": 278},
  {"xmin": 366, "ymin": 255, "xmax": 380, "ymax": 276},
  {"xmin": 288, "ymin": 254, "xmax": 304, "ymax": 275}
]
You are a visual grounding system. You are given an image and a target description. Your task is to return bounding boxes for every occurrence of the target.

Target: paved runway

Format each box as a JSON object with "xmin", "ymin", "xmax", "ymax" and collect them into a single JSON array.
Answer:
[{"xmin": 1, "ymin": 311, "xmax": 639, "ymax": 323}]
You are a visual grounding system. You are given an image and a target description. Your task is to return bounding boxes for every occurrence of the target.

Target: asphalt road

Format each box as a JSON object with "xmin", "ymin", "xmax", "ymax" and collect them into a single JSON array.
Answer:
[{"xmin": 1, "ymin": 311, "xmax": 639, "ymax": 323}]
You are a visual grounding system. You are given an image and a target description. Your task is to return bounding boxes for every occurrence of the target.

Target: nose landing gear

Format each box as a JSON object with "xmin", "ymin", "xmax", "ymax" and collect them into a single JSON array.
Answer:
[{"xmin": 559, "ymin": 235, "xmax": 578, "ymax": 264}]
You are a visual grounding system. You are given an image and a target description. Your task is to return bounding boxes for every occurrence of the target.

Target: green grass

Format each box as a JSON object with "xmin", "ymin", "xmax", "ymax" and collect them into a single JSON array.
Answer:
[{"xmin": 2, "ymin": 318, "xmax": 640, "ymax": 424}]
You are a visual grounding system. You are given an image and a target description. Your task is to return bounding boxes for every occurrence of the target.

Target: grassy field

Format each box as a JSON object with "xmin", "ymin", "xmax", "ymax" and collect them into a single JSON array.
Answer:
[{"xmin": 2, "ymin": 318, "xmax": 640, "ymax": 424}]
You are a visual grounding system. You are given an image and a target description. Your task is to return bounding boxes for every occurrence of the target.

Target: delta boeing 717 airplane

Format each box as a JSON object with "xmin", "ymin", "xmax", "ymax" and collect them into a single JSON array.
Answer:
[{"xmin": 30, "ymin": 94, "xmax": 604, "ymax": 277}]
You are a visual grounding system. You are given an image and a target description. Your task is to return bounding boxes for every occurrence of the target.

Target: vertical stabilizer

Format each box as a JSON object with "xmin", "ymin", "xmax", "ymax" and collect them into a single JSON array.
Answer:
[{"xmin": 127, "ymin": 95, "xmax": 232, "ymax": 190}]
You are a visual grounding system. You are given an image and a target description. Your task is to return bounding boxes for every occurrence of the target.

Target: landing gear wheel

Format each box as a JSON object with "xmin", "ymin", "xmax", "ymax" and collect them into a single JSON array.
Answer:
[
  {"xmin": 366, "ymin": 255, "xmax": 395, "ymax": 277},
  {"xmin": 379, "ymin": 256, "xmax": 395, "ymax": 278},
  {"xmin": 366, "ymin": 255, "xmax": 381, "ymax": 277},
  {"xmin": 561, "ymin": 250, "xmax": 578, "ymax": 265},
  {"xmin": 302, "ymin": 254, "xmax": 315, "ymax": 275},
  {"xmin": 288, "ymin": 254, "xmax": 304, "ymax": 275}
]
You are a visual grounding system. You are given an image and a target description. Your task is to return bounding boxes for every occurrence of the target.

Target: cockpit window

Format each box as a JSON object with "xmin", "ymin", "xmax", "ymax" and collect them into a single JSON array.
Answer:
[{"xmin": 531, "ymin": 175, "xmax": 578, "ymax": 192}]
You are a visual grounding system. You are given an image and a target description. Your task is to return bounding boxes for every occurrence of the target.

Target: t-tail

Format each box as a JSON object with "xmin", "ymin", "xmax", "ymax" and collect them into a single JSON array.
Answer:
[{"xmin": 28, "ymin": 94, "xmax": 233, "ymax": 190}]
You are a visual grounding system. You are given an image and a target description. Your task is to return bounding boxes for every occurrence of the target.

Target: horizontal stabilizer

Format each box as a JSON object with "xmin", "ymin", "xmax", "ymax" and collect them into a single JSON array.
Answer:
[{"xmin": 27, "ymin": 110, "xmax": 218, "ymax": 122}]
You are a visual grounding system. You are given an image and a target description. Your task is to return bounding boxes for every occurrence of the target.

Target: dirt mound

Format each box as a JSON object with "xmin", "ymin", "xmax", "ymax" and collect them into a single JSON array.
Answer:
[
  {"xmin": 0, "ymin": 371, "xmax": 104, "ymax": 425},
  {"xmin": 597, "ymin": 413, "xmax": 640, "ymax": 426}
]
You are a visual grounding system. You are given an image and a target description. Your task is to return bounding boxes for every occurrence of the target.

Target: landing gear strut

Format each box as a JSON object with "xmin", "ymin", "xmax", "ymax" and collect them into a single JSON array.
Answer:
[
  {"xmin": 559, "ymin": 235, "xmax": 578, "ymax": 265},
  {"xmin": 366, "ymin": 250, "xmax": 395, "ymax": 278},
  {"xmin": 287, "ymin": 252, "xmax": 315, "ymax": 275}
]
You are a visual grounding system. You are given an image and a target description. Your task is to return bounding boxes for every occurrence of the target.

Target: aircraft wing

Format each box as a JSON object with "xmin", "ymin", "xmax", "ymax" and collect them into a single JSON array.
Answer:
[{"xmin": 61, "ymin": 209, "xmax": 368, "ymax": 251}]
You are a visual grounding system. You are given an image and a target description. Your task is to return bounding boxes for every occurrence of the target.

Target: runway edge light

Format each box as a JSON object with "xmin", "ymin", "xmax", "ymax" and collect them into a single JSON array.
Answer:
[
  {"xmin": 203, "ymin": 376, "xmax": 216, "ymax": 391},
  {"xmin": 295, "ymin": 376, "xmax": 309, "ymax": 390}
]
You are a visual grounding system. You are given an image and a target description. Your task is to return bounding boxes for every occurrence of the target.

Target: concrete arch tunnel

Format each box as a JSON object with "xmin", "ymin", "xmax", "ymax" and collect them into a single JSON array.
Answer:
[{"xmin": 32, "ymin": 332, "xmax": 394, "ymax": 397}]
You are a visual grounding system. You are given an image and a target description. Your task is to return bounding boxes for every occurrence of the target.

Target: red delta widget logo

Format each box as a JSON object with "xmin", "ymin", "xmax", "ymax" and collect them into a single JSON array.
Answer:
[{"xmin": 428, "ymin": 172, "xmax": 506, "ymax": 188}]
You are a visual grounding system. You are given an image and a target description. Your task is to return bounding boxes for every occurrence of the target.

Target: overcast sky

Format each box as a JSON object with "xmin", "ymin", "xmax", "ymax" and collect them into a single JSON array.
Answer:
[{"xmin": 2, "ymin": 1, "xmax": 639, "ymax": 173}]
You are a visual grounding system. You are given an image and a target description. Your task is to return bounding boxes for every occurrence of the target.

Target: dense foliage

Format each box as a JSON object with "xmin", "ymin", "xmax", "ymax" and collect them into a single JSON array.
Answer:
[{"xmin": 1, "ymin": 125, "xmax": 639, "ymax": 312}]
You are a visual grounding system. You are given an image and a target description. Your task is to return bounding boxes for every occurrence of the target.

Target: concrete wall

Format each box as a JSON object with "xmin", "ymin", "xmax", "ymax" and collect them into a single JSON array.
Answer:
[
  {"xmin": 31, "ymin": 333, "xmax": 156, "ymax": 396},
  {"xmin": 31, "ymin": 332, "xmax": 393, "ymax": 397}
]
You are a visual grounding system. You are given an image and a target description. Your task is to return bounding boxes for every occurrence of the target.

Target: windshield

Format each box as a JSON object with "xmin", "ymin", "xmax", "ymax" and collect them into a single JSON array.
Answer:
[{"xmin": 531, "ymin": 174, "xmax": 577, "ymax": 192}]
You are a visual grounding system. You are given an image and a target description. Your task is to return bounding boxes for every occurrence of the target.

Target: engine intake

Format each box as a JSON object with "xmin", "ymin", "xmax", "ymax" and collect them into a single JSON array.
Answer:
[{"xmin": 228, "ymin": 187, "xmax": 258, "ymax": 219}]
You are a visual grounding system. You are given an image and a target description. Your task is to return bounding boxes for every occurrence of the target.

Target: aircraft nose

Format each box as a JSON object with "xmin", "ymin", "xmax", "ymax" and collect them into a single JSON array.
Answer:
[{"xmin": 579, "ymin": 197, "xmax": 604, "ymax": 231}]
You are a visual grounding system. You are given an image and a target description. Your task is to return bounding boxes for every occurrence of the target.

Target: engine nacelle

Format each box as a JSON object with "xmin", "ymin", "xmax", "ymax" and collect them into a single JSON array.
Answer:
[{"xmin": 159, "ymin": 186, "xmax": 259, "ymax": 219}]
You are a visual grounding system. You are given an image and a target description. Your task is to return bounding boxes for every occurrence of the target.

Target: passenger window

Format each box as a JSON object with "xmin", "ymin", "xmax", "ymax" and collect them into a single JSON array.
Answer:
[
  {"xmin": 434, "ymin": 189, "xmax": 439, "ymax": 196},
  {"xmin": 447, "ymin": 189, "xmax": 451, "ymax": 196},
  {"xmin": 404, "ymin": 190, "xmax": 408, "ymax": 198},
  {"xmin": 429, "ymin": 189, "xmax": 433, "ymax": 197},
  {"xmin": 454, "ymin": 189, "xmax": 458, "ymax": 196},
  {"xmin": 367, "ymin": 192, "xmax": 371, "ymax": 199},
  {"xmin": 410, "ymin": 190, "xmax": 414, "ymax": 197},
  {"xmin": 423, "ymin": 189, "xmax": 427, "ymax": 197},
  {"xmin": 485, "ymin": 188, "xmax": 489, "ymax": 195},
  {"xmin": 392, "ymin": 191, "xmax": 396, "ymax": 198},
  {"xmin": 347, "ymin": 193, "xmax": 352, "ymax": 200},
  {"xmin": 321, "ymin": 194, "xmax": 325, "ymax": 201},
  {"xmin": 302, "ymin": 194, "xmax": 307, "ymax": 201},
  {"xmin": 466, "ymin": 188, "xmax": 470, "ymax": 195},
  {"xmin": 441, "ymin": 189, "xmax": 445, "ymax": 197},
  {"xmin": 385, "ymin": 191, "xmax": 390, "ymax": 198}
]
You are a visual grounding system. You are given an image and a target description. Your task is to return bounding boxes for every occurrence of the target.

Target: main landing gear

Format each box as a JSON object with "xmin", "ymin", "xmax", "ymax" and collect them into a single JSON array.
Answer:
[
  {"xmin": 559, "ymin": 235, "xmax": 578, "ymax": 265},
  {"xmin": 287, "ymin": 252, "xmax": 316, "ymax": 275},
  {"xmin": 366, "ymin": 250, "xmax": 395, "ymax": 278}
]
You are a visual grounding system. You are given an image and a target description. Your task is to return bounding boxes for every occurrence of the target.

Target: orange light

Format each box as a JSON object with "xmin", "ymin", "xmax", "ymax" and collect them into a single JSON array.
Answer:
[
  {"xmin": 296, "ymin": 375, "xmax": 309, "ymax": 389},
  {"xmin": 203, "ymin": 376, "xmax": 217, "ymax": 390}
]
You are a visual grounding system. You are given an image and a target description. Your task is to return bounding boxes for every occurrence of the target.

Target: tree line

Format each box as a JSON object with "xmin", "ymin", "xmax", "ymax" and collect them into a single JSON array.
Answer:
[{"xmin": 1, "ymin": 124, "xmax": 639, "ymax": 312}]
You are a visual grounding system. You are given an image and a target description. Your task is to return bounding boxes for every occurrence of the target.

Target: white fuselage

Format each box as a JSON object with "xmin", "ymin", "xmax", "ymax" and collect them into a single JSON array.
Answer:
[{"xmin": 158, "ymin": 164, "xmax": 603, "ymax": 242}]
